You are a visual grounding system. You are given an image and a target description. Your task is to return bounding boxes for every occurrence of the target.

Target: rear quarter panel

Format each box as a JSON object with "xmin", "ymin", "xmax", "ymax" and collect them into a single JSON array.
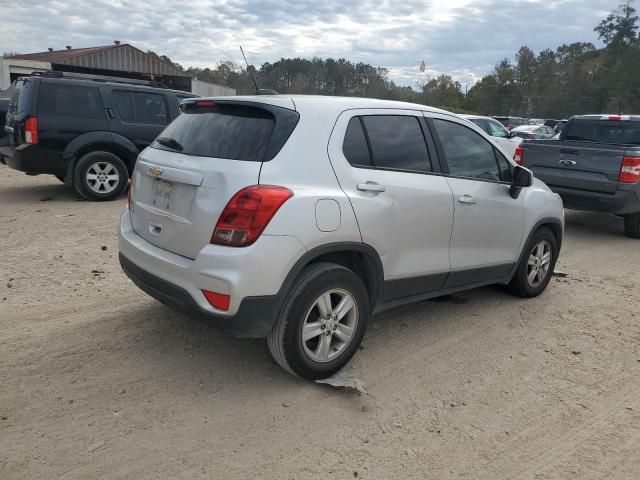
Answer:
[{"xmin": 259, "ymin": 106, "xmax": 362, "ymax": 251}]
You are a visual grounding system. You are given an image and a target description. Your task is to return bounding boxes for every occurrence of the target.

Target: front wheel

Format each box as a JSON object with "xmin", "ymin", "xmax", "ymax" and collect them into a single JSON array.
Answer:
[
  {"xmin": 507, "ymin": 227, "xmax": 558, "ymax": 298},
  {"xmin": 73, "ymin": 151, "xmax": 129, "ymax": 201},
  {"xmin": 267, "ymin": 263, "xmax": 370, "ymax": 380},
  {"xmin": 624, "ymin": 213, "xmax": 640, "ymax": 238}
]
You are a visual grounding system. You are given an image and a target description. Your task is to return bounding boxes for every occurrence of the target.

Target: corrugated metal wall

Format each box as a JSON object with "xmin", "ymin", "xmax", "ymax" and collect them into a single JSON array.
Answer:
[
  {"xmin": 191, "ymin": 79, "xmax": 236, "ymax": 96},
  {"xmin": 55, "ymin": 45, "xmax": 187, "ymax": 77}
]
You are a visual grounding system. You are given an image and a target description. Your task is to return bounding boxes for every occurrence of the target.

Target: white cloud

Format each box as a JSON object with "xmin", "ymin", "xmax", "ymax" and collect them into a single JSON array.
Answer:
[{"xmin": 0, "ymin": 0, "xmax": 614, "ymax": 87}]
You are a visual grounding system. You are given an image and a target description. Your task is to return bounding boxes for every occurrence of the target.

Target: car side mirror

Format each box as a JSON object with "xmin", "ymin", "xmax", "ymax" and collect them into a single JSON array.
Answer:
[{"xmin": 510, "ymin": 165, "xmax": 533, "ymax": 199}]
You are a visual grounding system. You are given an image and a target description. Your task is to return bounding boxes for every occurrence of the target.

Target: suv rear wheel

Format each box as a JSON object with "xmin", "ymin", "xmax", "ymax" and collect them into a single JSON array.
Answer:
[
  {"xmin": 74, "ymin": 151, "xmax": 128, "ymax": 201},
  {"xmin": 268, "ymin": 263, "xmax": 370, "ymax": 380},
  {"xmin": 507, "ymin": 227, "xmax": 558, "ymax": 298},
  {"xmin": 624, "ymin": 213, "xmax": 640, "ymax": 239}
]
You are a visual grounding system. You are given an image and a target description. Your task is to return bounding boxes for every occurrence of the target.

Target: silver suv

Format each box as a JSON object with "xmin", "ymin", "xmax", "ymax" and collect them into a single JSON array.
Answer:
[{"xmin": 119, "ymin": 96, "xmax": 564, "ymax": 379}]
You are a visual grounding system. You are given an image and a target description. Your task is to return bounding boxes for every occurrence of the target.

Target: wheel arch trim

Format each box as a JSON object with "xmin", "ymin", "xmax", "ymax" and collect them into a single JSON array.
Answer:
[{"xmin": 508, "ymin": 217, "xmax": 563, "ymax": 281}]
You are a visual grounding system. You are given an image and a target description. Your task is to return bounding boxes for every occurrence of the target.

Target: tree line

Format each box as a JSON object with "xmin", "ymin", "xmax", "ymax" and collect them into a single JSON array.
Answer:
[
  {"xmin": 3, "ymin": 2, "xmax": 638, "ymax": 117},
  {"xmin": 183, "ymin": 2, "xmax": 639, "ymax": 118}
]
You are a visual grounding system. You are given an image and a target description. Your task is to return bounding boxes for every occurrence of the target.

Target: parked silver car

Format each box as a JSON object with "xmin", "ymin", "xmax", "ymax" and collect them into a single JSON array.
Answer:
[{"xmin": 119, "ymin": 96, "xmax": 564, "ymax": 379}]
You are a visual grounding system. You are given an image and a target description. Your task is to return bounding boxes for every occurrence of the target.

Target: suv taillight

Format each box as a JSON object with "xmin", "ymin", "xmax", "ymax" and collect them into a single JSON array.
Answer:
[
  {"xmin": 619, "ymin": 156, "xmax": 640, "ymax": 184},
  {"xmin": 514, "ymin": 146, "xmax": 524, "ymax": 165},
  {"xmin": 24, "ymin": 117, "xmax": 38, "ymax": 144},
  {"xmin": 211, "ymin": 185, "xmax": 293, "ymax": 247}
]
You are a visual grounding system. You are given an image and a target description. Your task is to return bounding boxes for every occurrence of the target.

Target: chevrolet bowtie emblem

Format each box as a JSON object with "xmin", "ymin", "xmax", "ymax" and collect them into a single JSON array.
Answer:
[{"xmin": 149, "ymin": 166, "xmax": 163, "ymax": 177}]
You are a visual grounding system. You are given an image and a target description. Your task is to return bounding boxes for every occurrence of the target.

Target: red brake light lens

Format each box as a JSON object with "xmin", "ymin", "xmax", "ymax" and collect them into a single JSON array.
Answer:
[
  {"xmin": 195, "ymin": 100, "xmax": 215, "ymax": 108},
  {"xmin": 211, "ymin": 185, "xmax": 293, "ymax": 247},
  {"xmin": 514, "ymin": 146, "xmax": 524, "ymax": 165},
  {"xmin": 619, "ymin": 156, "xmax": 640, "ymax": 184},
  {"xmin": 24, "ymin": 117, "xmax": 38, "ymax": 144},
  {"xmin": 202, "ymin": 290, "xmax": 231, "ymax": 311}
]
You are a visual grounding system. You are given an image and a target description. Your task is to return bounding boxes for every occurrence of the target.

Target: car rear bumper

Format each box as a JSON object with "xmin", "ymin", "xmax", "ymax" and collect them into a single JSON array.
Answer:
[
  {"xmin": 3, "ymin": 143, "xmax": 67, "ymax": 176},
  {"xmin": 118, "ymin": 209, "xmax": 306, "ymax": 338},
  {"xmin": 552, "ymin": 185, "xmax": 640, "ymax": 215}
]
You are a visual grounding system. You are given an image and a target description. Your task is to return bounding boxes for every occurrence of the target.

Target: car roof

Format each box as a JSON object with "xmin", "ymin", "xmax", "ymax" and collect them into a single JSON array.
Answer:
[
  {"xmin": 572, "ymin": 114, "xmax": 640, "ymax": 121},
  {"xmin": 198, "ymin": 94, "xmax": 454, "ymax": 116},
  {"xmin": 460, "ymin": 114, "xmax": 498, "ymax": 121},
  {"xmin": 513, "ymin": 124, "xmax": 540, "ymax": 130}
]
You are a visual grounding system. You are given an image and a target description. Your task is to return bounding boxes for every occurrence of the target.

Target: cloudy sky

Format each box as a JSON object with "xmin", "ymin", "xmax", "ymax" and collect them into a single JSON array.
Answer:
[{"xmin": 1, "ymin": 0, "xmax": 618, "ymax": 86}]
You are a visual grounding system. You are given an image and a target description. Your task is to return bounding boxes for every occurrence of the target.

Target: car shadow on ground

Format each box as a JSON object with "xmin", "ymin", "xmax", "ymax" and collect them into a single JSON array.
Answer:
[
  {"xmin": 115, "ymin": 285, "xmax": 506, "ymax": 391},
  {"xmin": 1, "ymin": 178, "xmax": 80, "ymax": 203},
  {"xmin": 564, "ymin": 210, "xmax": 625, "ymax": 238}
]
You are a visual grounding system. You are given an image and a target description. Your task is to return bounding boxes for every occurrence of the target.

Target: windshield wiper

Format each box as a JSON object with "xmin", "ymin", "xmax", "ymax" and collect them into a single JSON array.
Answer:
[{"xmin": 156, "ymin": 137, "xmax": 184, "ymax": 152}]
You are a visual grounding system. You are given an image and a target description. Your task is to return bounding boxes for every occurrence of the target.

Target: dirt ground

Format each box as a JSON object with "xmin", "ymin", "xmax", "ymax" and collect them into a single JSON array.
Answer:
[{"xmin": 1, "ymin": 166, "xmax": 639, "ymax": 480}]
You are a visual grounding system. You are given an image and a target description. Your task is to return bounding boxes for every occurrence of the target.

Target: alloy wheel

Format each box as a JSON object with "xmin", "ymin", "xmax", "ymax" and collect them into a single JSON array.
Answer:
[
  {"xmin": 301, "ymin": 288, "xmax": 358, "ymax": 363},
  {"xmin": 86, "ymin": 161, "xmax": 120, "ymax": 194},
  {"xmin": 527, "ymin": 240, "xmax": 552, "ymax": 287}
]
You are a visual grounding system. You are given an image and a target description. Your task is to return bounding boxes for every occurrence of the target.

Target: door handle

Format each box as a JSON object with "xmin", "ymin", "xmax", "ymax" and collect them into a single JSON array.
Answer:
[
  {"xmin": 106, "ymin": 107, "xmax": 115, "ymax": 119},
  {"xmin": 458, "ymin": 194, "xmax": 476, "ymax": 205},
  {"xmin": 357, "ymin": 182, "xmax": 386, "ymax": 193}
]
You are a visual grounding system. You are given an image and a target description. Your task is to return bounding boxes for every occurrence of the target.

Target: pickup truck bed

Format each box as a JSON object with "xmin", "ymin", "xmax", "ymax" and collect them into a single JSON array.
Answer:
[{"xmin": 519, "ymin": 115, "xmax": 640, "ymax": 238}]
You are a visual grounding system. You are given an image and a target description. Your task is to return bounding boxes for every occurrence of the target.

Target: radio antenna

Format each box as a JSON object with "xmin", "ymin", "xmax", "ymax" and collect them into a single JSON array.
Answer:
[{"xmin": 240, "ymin": 46, "xmax": 259, "ymax": 93}]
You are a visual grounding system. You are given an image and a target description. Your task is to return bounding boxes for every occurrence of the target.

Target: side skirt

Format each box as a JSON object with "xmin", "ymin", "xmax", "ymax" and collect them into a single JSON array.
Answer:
[{"xmin": 374, "ymin": 263, "xmax": 514, "ymax": 315}]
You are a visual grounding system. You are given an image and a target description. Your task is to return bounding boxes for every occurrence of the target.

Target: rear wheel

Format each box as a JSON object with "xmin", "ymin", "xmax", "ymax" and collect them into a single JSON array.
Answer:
[
  {"xmin": 73, "ymin": 151, "xmax": 128, "ymax": 201},
  {"xmin": 624, "ymin": 213, "xmax": 640, "ymax": 239},
  {"xmin": 267, "ymin": 263, "xmax": 370, "ymax": 380},
  {"xmin": 507, "ymin": 227, "xmax": 558, "ymax": 298}
]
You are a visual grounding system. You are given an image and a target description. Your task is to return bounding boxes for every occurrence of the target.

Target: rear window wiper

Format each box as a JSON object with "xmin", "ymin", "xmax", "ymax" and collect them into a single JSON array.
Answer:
[{"xmin": 156, "ymin": 137, "xmax": 184, "ymax": 152}]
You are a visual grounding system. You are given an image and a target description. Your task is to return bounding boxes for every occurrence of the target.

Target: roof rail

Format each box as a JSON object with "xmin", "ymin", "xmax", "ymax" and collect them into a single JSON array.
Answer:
[{"xmin": 29, "ymin": 71, "xmax": 169, "ymax": 89}]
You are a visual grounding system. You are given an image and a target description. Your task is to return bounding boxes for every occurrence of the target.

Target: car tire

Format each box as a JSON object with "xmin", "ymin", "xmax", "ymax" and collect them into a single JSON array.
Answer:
[
  {"xmin": 624, "ymin": 213, "xmax": 640, "ymax": 239},
  {"xmin": 267, "ymin": 262, "xmax": 370, "ymax": 380},
  {"xmin": 73, "ymin": 151, "xmax": 128, "ymax": 201},
  {"xmin": 507, "ymin": 227, "xmax": 558, "ymax": 298}
]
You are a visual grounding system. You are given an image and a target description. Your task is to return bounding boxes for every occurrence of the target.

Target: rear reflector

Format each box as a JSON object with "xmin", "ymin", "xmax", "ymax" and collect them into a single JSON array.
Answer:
[
  {"xmin": 619, "ymin": 156, "xmax": 640, "ymax": 184},
  {"xmin": 202, "ymin": 290, "xmax": 231, "ymax": 311},
  {"xmin": 211, "ymin": 185, "xmax": 293, "ymax": 247},
  {"xmin": 24, "ymin": 117, "xmax": 38, "ymax": 144},
  {"xmin": 514, "ymin": 146, "xmax": 524, "ymax": 165}
]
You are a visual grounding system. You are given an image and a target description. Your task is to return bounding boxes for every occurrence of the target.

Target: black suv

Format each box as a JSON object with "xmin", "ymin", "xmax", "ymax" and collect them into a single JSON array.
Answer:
[{"xmin": 1, "ymin": 74, "xmax": 197, "ymax": 200}]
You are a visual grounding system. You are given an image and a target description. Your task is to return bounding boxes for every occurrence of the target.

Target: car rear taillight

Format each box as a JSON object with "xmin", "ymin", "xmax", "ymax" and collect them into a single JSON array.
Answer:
[
  {"xmin": 24, "ymin": 117, "xmax": 38, "ymax": 144},
  {"xmin": 619, "ymin": 156, "xmax": 640, "ymax": 184},
  {"xmin": 514, "ymin": 146, "xmax": 524, "ymax": 165},
  {"xmin": 211, "ymin": 185, "xmax": 293, "ymax": 247}
]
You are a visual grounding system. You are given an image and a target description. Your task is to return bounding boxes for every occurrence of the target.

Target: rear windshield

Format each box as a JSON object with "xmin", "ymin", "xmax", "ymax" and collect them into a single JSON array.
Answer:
[
  {"xmin": 565, "ymin": 119, "xmax": 640, "ymax": 145},
  {"xmin": 153, "ymin": 104, "xmax": 275, "ymax": 161},
  {"xmin": 8, "ymin": 78, "xmax": 31, "ymax": 115}
]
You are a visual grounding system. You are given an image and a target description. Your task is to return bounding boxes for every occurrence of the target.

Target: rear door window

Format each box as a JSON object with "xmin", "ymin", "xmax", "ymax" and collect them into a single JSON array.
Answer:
[
  {"xmin": 361, "ymin": 115, "xmax": 432, "ymax": 172},
  {"xmin": 133, "ymin": 92, "xmax": 168, "ymax": 124},
  {"xmin": 342, "ymin": 117, "xmax": 372, "ymax": 167},
  {"xmin": 153, "ymin": 103, "xmax": 275, "ymax": 161},
  {"xmin": 432, "ymin": 119, "xmax": 502, "ymax": 182},
  {"xmin": 113, "ymin": 90, "xmax": 168, "ymax": 124},
  {"xmin": 38, "ymin": 83, "xmax": 104, "ymax": 118},
  {"xmin": 8, "ymin": 79, "xmax": 31, "ymax": 115}
]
